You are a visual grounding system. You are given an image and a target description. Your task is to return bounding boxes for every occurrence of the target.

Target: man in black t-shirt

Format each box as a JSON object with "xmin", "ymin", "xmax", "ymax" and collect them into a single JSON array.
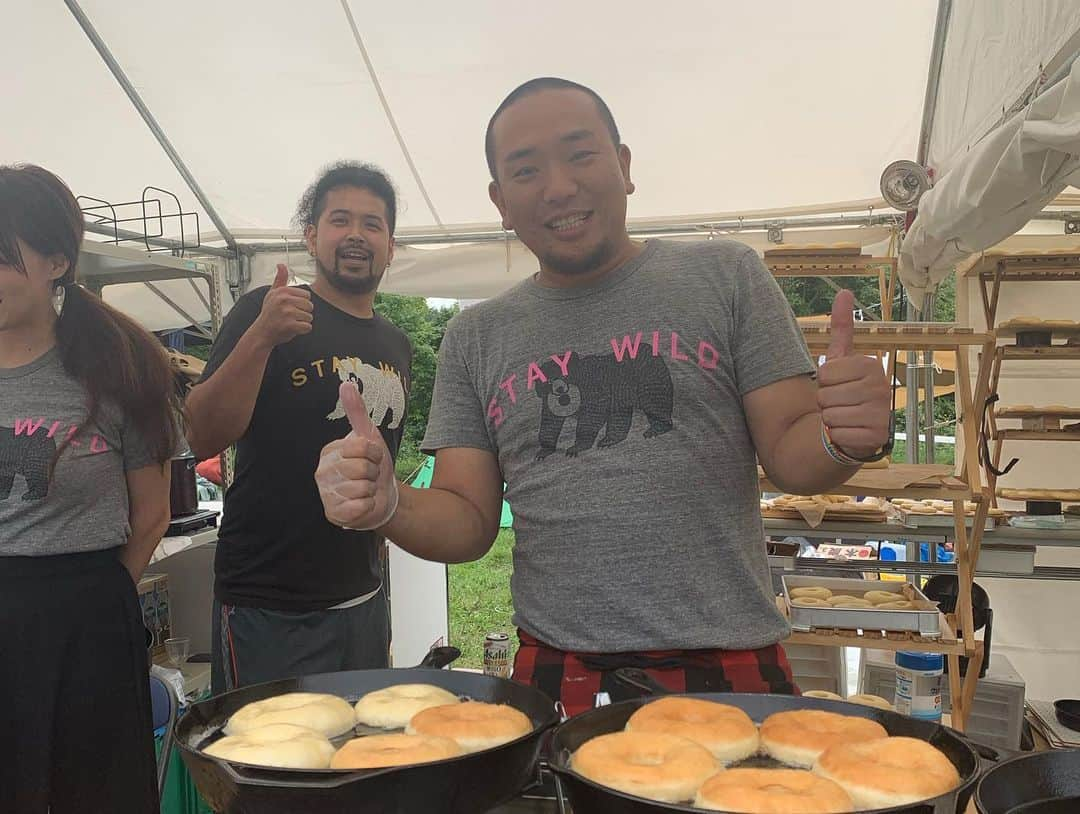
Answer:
[{"xmin": 186, "ymin": 162, "xmax": 411, "ymax": 692}]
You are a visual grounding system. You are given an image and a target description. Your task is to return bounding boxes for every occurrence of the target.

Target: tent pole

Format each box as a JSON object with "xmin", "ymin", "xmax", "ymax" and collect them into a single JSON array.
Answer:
[
  {"xmin": 917, "ymin": 0, "xmax": 953, "ymax": 167},
  {"xmin": 63, "ymin": 0, "xmax": 237, "ymax": 251}
]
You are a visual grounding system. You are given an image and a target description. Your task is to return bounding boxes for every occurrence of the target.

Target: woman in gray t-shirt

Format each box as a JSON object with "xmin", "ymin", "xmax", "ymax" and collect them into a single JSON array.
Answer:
[{"xmin": 0, "ymin": 165, "xmax": 181, "ymax": 812}]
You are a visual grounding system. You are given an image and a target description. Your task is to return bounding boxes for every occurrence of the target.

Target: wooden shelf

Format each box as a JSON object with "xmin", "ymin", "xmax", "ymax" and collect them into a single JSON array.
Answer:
[
  {"xmin": 801, "ymin": 323, "xmax": 992, "ymax": 350},
  {"xmin": 785, "ymin": 628, "xmax": 968, "ymax": 657},
  {"xmin": 761, "ymin": 464, "xmax": 971, "ymax": 500},
  {"xmin": 998, "ymin": 346, "xmax": 1080, "ymax": 361},
  {"xmin": 993, "ymin": 430, "xmax": 1080, "ymax": 442},
  {"xmin": 767, "ymin": 257, "xmax": 894, "ymax": 277},
  {"xmin": 957, "ymin": 251, "xmax": 1080, "ymax": 279}
]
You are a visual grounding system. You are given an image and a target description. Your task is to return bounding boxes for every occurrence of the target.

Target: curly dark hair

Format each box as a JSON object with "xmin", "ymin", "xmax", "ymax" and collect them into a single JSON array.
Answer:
[{"xmin": 293, "ymin": 161, "xmax": 398, "ymax": 235}]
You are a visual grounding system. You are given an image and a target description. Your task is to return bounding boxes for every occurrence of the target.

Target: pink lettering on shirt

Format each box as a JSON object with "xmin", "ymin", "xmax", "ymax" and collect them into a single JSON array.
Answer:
[{"xmin": 611, "ymin": 332, "xmax": 643, "ymax": 362}]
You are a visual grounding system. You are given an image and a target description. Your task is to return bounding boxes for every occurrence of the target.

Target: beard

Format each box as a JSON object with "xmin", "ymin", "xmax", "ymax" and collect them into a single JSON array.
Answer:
[
  {"xmin": 316, "ymin": 255, "xmax": 384, "ymax": 294},
  {"xmin": 539, "ymin": 237, "xmax": 616, "ymax": 277}
]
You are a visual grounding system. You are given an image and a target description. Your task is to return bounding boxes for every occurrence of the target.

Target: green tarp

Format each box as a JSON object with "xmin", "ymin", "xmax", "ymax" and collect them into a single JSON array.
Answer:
[{"xmin": 408, "ymin": 456, "xmax": 513, "ymax": 528}]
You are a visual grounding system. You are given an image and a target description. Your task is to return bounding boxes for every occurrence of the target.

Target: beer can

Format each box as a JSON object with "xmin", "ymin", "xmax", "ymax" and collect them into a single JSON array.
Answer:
[{"xmin": 483, "ymin": 632, "xmax": 511, "ymax": 678}]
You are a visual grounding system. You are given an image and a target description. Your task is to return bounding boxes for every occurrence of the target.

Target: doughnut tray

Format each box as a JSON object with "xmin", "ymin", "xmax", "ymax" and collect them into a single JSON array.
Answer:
[{"xmin": 782, "ymin": 575, "xmax": 942, "ymax": 637}]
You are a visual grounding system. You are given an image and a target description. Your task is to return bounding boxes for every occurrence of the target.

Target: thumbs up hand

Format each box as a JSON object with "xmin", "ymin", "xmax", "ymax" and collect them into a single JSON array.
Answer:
[
  {"xmin": 316, "ymin": 381, "xmax": 400, "ymax": 530},
  {"xmin": 251, "ymin": 264, "xmax": 313, "ymax": 349},
  {"xmin": 816, "ymin": 290, "xmax": 892, "ymax": 460}
]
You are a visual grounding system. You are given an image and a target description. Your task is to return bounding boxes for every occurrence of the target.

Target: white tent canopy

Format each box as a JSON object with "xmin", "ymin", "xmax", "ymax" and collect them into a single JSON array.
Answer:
[
  {"xmin": 8, "ymin": 1, "xmax": 1080, "ymax": 305},
  {"xmin": 4, "ymin": 0, "xmax": 940, "ymax": 304}
]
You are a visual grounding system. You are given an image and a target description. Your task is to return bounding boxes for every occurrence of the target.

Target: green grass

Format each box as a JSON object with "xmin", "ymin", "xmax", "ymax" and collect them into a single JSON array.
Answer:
[
  {"xmin": 891, "ymin": 439, "xmax": 956, "ymax": 466},
  {"xmin": 447, "ymin": 530, "xmax": 516, "ymax": 669}
]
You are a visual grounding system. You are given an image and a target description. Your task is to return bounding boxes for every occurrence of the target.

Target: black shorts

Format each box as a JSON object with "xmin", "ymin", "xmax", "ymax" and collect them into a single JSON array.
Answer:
[{"xmin": 211, "ymin": 588, "xmax": 390, "ymax": 693}]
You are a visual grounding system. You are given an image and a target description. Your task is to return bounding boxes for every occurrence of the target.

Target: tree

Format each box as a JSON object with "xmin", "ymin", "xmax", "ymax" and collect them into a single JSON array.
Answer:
[{"xmin": 373, "ymin": 293, "xmax": 458, "ymax": 479}]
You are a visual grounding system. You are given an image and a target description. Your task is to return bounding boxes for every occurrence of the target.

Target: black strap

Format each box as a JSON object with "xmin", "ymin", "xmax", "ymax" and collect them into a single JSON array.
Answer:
[{"xmin": 980, "ymin": 393, "xmax": 1019, "ymax": 477}]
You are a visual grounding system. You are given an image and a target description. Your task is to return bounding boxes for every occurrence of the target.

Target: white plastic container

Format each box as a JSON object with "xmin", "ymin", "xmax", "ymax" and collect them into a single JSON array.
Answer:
[{"xmin": 895, "ymin": 651, "xmax": 943, "ymax": 722}]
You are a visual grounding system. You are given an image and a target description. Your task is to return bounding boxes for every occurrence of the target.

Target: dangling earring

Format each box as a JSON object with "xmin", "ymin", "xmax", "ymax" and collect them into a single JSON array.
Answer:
[{"xmin": 52, "ymin": 283, "xmax": 66, "ymax": 317}]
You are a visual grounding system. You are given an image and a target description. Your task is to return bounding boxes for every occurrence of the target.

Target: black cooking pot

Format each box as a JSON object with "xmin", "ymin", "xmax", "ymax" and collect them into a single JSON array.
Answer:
[
  {"xmin": 975, "ymin": 749, "xmax": 1080, "ymax": 814},
  {"xmin": 175, "ymin": 648, "xmax": 560, "ymax": 814},
  {"xmin": 170, "ymin": 455, "xmax": 197, "ymax": 517},
  {"xmin": 549, "ymin": 669, "xmax": 987, "ymax": 814}
]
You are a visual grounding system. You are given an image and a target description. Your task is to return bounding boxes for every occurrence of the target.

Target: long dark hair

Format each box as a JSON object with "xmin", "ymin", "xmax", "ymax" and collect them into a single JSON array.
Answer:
[{"xmin": 0, "ymin": 164, "xmax": 180, "ymax": 466}]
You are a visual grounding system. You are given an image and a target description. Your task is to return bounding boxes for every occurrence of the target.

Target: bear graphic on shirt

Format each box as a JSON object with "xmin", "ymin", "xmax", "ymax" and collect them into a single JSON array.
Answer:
[
  {"xmin": 533, "ymin": 351, "xmax": 674, "ymax": 460},
  {"xmin": 0, "ymin": 425, "xmax": 56, "ymax": 501},
  {"xmin": 326, "ymin": 358, "xmax": 406, "ymax": 430}
]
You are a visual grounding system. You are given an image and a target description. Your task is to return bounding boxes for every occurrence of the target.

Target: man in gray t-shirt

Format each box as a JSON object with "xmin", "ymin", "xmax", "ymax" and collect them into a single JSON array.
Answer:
[{"xmin": 316, "ymin": 78, "xmax": 892, "ymax": 713}]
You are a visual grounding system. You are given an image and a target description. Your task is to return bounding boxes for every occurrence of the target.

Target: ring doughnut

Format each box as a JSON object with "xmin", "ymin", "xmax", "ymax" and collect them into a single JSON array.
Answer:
[
  {"xmin": 204, "ymin": 723, "xmax": 335, "ymax": 769},
  {"xmin": 790, "ymin": 587, "xmax": 833, "ymax": 600},
  {"xmin": 625, "ymin": 697, "xmax": 759, "ymax": 763},
  {"xmin": 695, "ymin": 768, "xmax": 854, "ymax": 813},
  {"xmin": 330, "ymin": 733, "xmax": 463, "ymax": 768},
  {"xmin": 863, "ymin": 591, "xmax": 900, "ymax": 604},
  {"xmin": 760, "ymin": 710, "xmax": 887, "ymax": 768},
  {"xmin": 813, "ymin": 736, "xmax": 960, "ymax": 807},
  {"xmin": 802, "ymin": 691, "xmax": 844, "ymax": 701},
  {"xmin": 845, "ymin": 694, "xmax": 894, "ymax": 711},
  {"xmin": 875, "ymin": 600, "xmax": 915, "ymax": 610},
  {"xmin": 406, "ymin": 701, "xmax": 532, "ymax": 753},
  {"xmin": 353, "ymin": 684, "xmax": 460, "ymax": 728},
  {"xmin": 793, "ymin": 597, "xmax": 830, "ymax": 607},
  {"xmin": 827, "ymin": 597, "xmax": 874, "ymax": 608},
  {"xmin": 225, "ymin": 692, "xmax": 356, "ymax": 738},
  {"xmin": 571, "ymin": 731, "xmax": 719, "ymax": 804}
]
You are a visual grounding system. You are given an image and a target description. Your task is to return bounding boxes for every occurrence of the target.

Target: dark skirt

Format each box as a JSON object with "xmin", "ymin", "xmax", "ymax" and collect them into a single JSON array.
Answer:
[{"xmin": 0, "ymin": 548, "xmax": 159, "ymax": 813}]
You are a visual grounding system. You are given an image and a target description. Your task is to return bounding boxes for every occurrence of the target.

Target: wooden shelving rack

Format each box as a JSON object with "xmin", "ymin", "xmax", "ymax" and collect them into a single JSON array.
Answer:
[
  {"xmin": 957, "ymin": 250, "xmax": 1080, "ymax": 328},
  {"xmin": 766, "ymin": 254, "xmax": 897, "ymax": 322},
  {"xmin": 763, "ymin": 323, "xmax": 996, "ymax": 731},
  {"xmin": 959, "ymin": 251, "xmax": 1080, "ymax": 502}
]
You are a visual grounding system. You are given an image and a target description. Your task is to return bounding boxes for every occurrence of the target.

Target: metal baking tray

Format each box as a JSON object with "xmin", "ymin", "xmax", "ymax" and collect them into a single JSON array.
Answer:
[
  {"xmin": 782, "ymin": 574, "xmax": 942, "ymax": 637},
  {"xmin": 898, "ymin": 509, "xmax": 995, "ymax": 531}
]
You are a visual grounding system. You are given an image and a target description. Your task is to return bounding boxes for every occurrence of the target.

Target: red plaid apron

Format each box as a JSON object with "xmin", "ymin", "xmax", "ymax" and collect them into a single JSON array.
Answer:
[{"xmin": 512, "ymin": 630, "xmax": 799, "ymax": 717}]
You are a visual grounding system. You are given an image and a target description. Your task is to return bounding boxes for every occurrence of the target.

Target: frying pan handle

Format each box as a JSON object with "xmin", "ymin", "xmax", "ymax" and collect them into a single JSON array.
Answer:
[
  {"xmin": 417, "ymin": 645, "xmax": 460, "ymax": 669},
  {"xmin": 947, "ymin": 728, "xmax": 1009, "ymax": 762},
  {"xmin": 613, "ymin": 668, "xmax": 674, "ymax": 697}
]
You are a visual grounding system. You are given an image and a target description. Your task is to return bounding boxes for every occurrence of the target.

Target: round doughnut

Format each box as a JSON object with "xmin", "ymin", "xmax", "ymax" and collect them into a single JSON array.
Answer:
[
  {"xmin": 846, "ymin": 694, "xmax": 894, "ymax": 711},
  {"xmin": 353, "ymin": 684, "xmax": 460, "ymax": 728},
  {"xmin": 225, "ymin": 692, "xmax": 356, "ymax": 738},
  {"xmin": 330, "ymin": 733, "xmax": 463, "ymax": 769},
  {"xmin": 876, "ymin": 600, "xmax": 915, "ymax": 610},
  {"xmin": 863, "ymin": 591, "xmax": 900, "ymax": 605},
  {"xmin": 625, "ymin": 697, "xmax": 759, "ymax": 763},
  {"xmin": 802, "ymin": 691, "xmax": 844, "ymax": 701},
  {"xmin": 827, "ymin": 597, "xmax": 874, "ymax": 609},
  {"xmin": 695, "ymin": 768, "xmax": 854, "ymax": 813},
  {"xmin": 760, "ymin": 710, "xmax": 888, "ymax": 768},
  {"xmin": 790, "ymin": 587, "xmax": 833, "ymax": 600},
  {"xmin": 204, "ymin": 723, "xmax": 335, "ymax": 769},
  {"xmin": 406, "ymin": 701, "xmax": 532, "ymax": 753},
  {"xmin": 813, "ymin": 736, "xmax": 960, "ymax": 807},
  {"xmin": 793, "ymin": 597, "xmax": 830, "ymax": 607},
  {"xmin": 571, "ymin": 731, "xmax": 719, "ymax": 804}
]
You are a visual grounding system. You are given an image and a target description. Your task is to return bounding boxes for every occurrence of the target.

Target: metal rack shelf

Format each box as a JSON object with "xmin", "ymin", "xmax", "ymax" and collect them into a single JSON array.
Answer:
[
  {"xmin": 79, "ymin": 240, "xmax": 224, "ymax": 339},
  {"xmin": 768, "ymin": 555, "xmax": 1080, "ymax": 582}
]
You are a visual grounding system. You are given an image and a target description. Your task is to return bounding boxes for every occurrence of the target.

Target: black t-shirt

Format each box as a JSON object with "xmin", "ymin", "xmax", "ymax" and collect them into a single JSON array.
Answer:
[{"xmin": 200, "ymin": 285, "xmax": 411, "ymax": 610}]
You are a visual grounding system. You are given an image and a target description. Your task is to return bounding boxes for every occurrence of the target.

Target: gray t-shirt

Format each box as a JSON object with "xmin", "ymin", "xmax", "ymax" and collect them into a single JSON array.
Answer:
[
  {"xmin": 423, "ymin": 239, "xmax": 814, "ymax": 652},
  {"xmin": 0, "ymin": 348, "xmax": 156, "ymax": 556}
]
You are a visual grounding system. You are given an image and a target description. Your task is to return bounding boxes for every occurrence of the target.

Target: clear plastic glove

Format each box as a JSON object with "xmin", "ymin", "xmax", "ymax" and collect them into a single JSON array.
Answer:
[{"xmin": 316, "ymin": 381, "xmax": 400, "ymax": 530}]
